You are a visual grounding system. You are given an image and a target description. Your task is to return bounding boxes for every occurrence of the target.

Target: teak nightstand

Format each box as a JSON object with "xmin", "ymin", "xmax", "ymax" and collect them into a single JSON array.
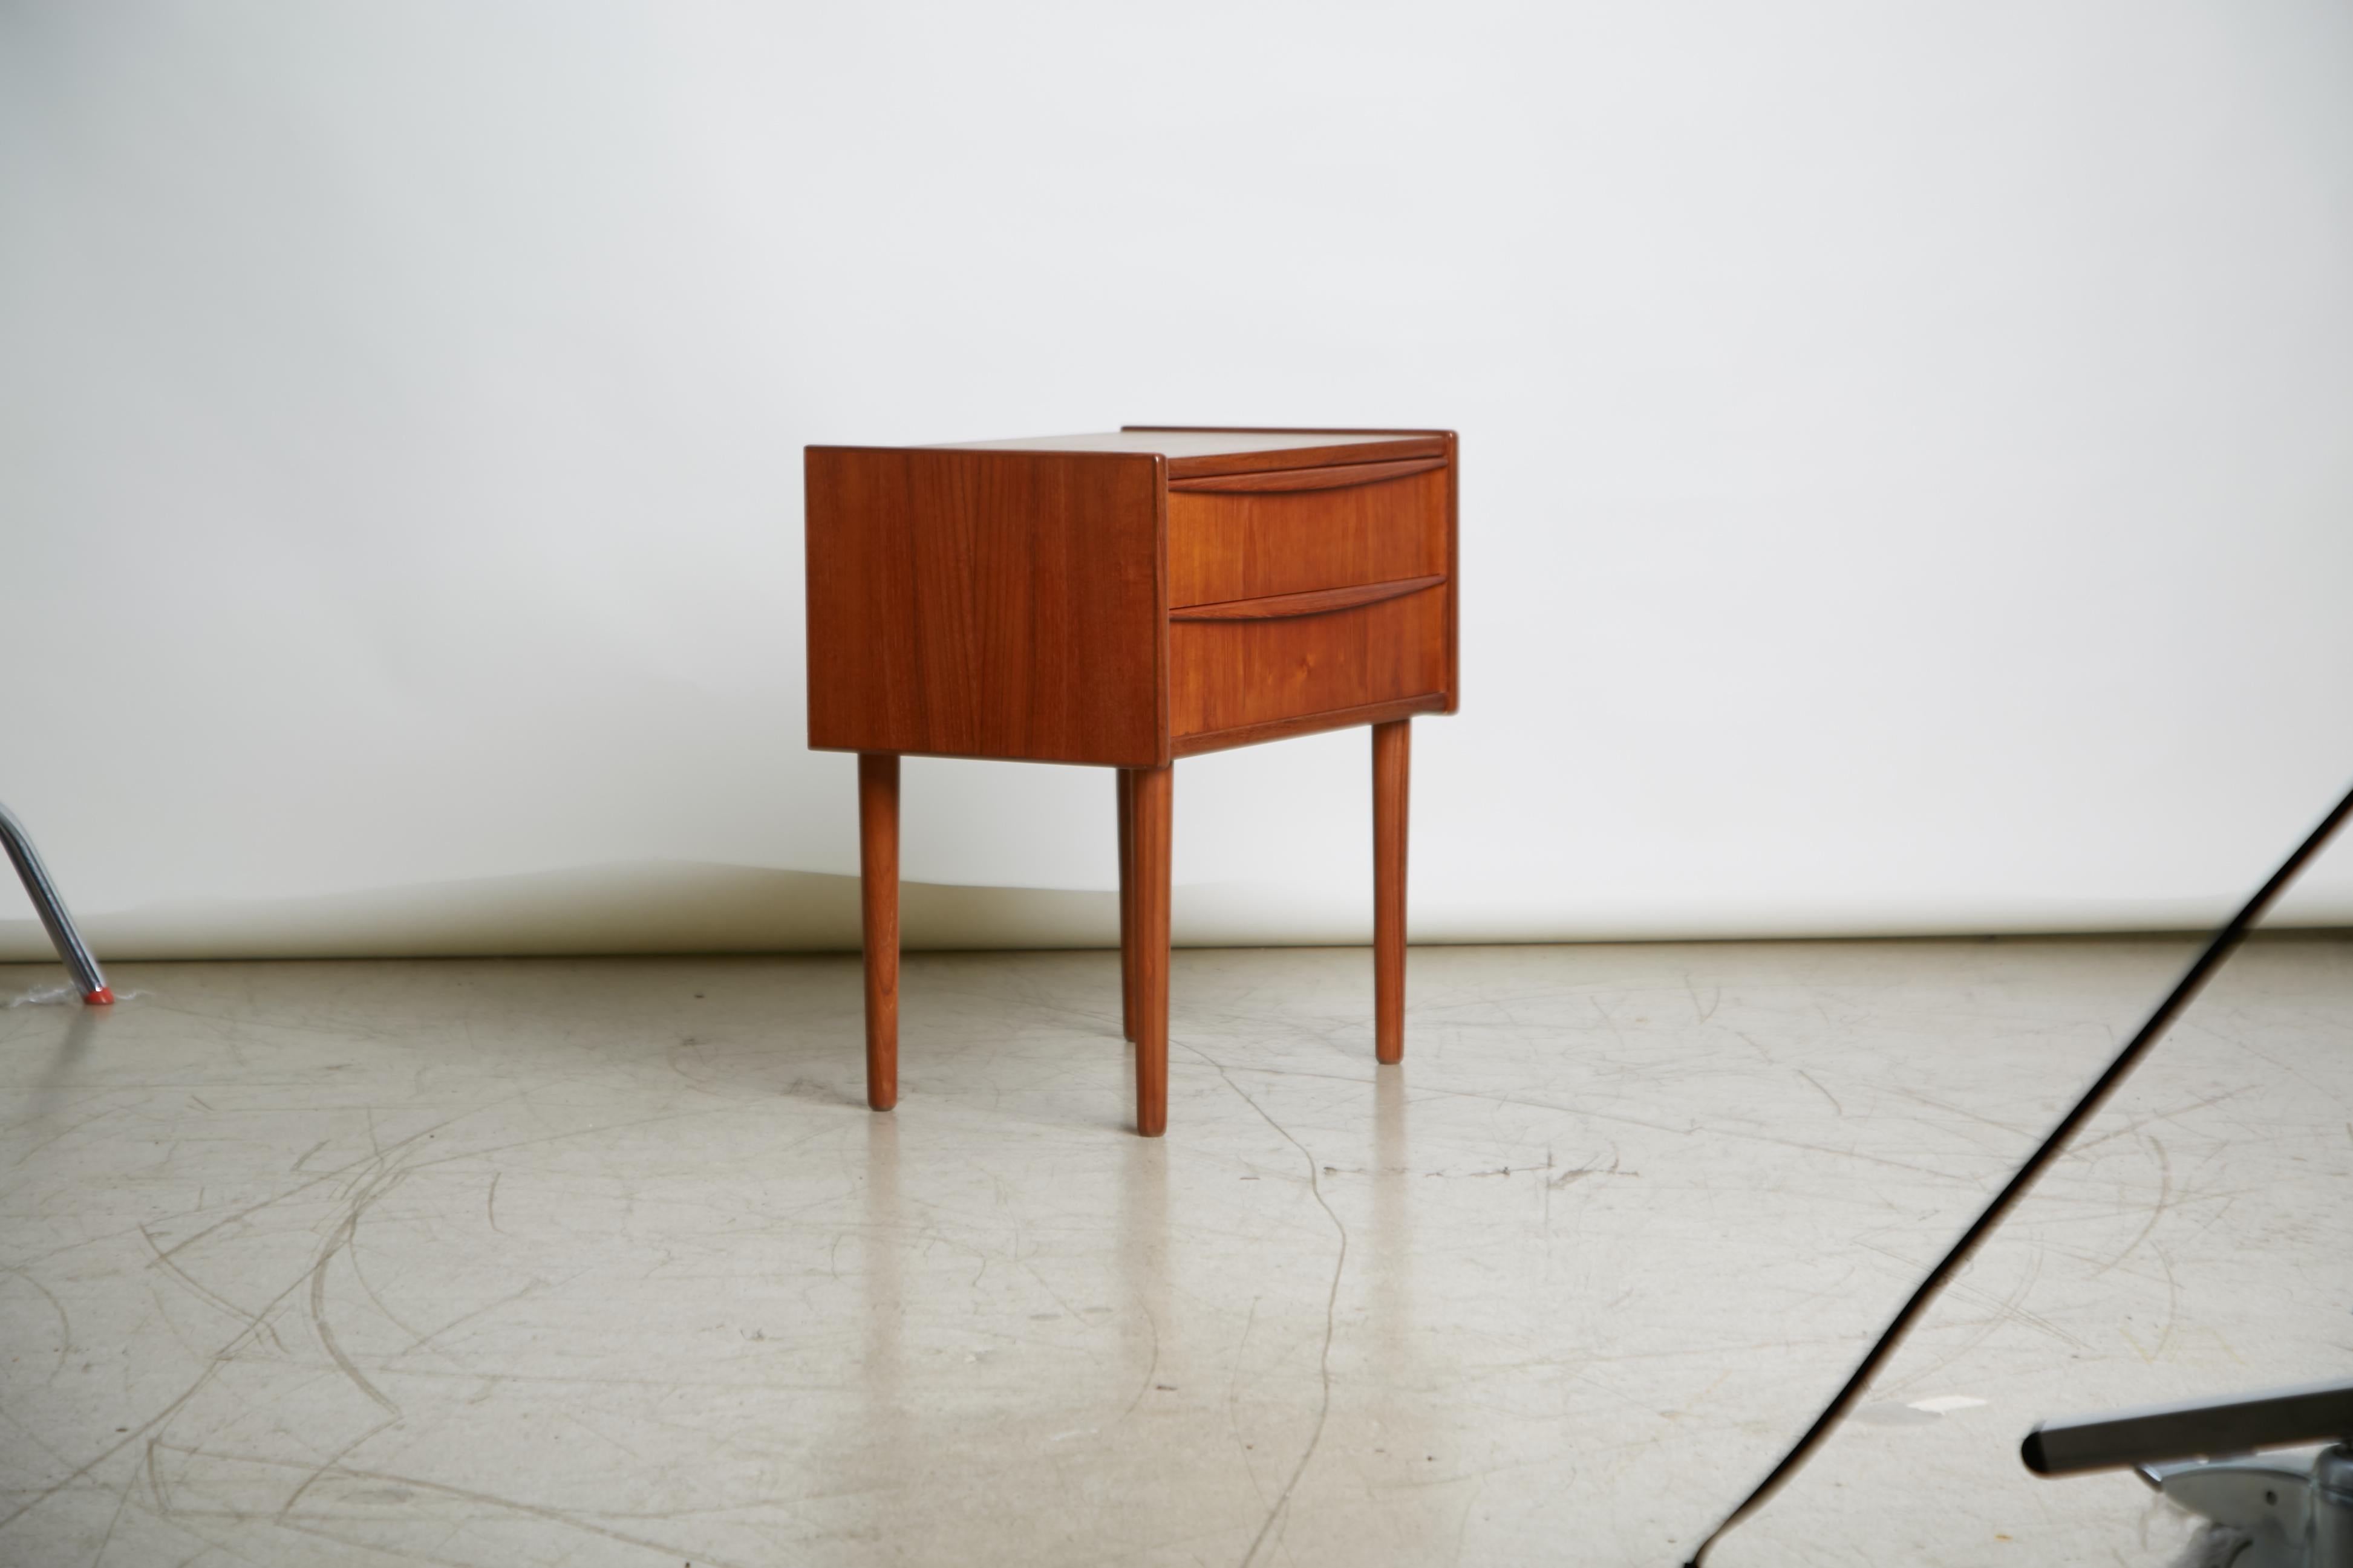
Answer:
[{"xmin": 804, "ymin": 426, "xmax": 1458, "ymax": 1135}]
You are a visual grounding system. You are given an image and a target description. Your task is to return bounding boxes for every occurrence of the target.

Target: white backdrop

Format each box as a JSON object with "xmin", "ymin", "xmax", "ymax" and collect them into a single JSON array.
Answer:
[{"xmin": 4, "ymin": 0, "xmax": 2351, "ymax": 959}]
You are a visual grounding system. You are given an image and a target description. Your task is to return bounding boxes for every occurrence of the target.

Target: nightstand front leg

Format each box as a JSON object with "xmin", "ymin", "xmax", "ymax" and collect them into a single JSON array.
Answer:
[
  {"xmin": 1129, "ymin": 764, "xmax": 1173, "ymax": 1136},
  {"xmin": 1372, "ymin": 720, "xmax": 1409, "ymax": 1064},
  {"xmin": 1117, "ymin": 768, "xmax": 1137, "ymax": 1042},
  {"xmin": 858, "ymin": 753, "xmax": 900, "ymax": 1111}
]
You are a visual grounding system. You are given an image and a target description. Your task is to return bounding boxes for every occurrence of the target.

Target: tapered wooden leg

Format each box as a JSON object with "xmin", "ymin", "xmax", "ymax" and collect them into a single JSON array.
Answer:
[
  {"xmin": 1372, "ymin": 720, "xmax": 1409, "ymax": 1065},
  {"xmin": 1129, "ymin": 763, "xmax": 1172, "ymax": 1136},
  {"xmin": 1117, "ymin": 768, "xmax": 1137, "ymax": 1042},
  {"xmin": 858, "ymin": 753, "xmax": 899, "ymax": 1111}
]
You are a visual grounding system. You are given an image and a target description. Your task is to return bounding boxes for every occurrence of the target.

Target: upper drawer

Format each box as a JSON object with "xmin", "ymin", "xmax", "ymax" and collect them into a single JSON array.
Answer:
[{"xmin": 1166, "ymin": 461, "xmax": 1447, "ymax": 608}]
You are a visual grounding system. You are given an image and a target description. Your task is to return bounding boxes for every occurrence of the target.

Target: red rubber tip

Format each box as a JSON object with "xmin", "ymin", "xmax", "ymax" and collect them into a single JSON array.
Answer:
[{"xmin": 85, "ymin": 988, "xmax": 115, "ymax": 1006}]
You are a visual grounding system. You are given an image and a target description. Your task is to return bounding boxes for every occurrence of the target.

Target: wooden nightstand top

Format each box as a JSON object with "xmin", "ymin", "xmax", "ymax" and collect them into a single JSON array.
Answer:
[
  {"xmin": 932, "ymin": 429, "xmax": 1408, "ymax": 457},
  {"xmin": 921, "ymin": 426, "xmax": 1450, "ymax": 479}
]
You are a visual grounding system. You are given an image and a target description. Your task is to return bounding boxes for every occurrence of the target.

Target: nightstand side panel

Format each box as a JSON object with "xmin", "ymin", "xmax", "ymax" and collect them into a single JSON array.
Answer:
[{"xmin": 805, "ymin": 448, "xmax": 1166, "ymax": 766}]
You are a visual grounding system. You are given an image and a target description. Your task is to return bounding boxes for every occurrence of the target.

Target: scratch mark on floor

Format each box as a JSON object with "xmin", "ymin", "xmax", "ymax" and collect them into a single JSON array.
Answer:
[
  {"xmin": 2089, "ymin": 1136, "xmax": 2173, "ymax": 1278},
  {"xmin": 1178, "ymin": 1041, "xmax": 1346, "ymax": 1568},
  {"xmin": 275, "ymin": 1413, "xmax": 400, "ymax": 1524},
  {"xmin": 308, "ymin": 1191, "xmax": 402, "ymax": 1415},
  {"xmin": 1795, "ymin": 1069, "xmax": 1844, "ymax": 1118}
]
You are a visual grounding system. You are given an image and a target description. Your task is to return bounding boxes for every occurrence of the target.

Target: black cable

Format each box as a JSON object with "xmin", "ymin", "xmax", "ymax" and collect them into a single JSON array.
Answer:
[{"xmin": 1685, "ymin": 779, "xmax": 2353, "ymax": 1567}]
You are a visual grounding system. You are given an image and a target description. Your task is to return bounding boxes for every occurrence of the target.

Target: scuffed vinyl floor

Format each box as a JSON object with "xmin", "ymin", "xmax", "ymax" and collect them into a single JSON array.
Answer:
[{"xmin": 2, "ymin": 936, "xmax": 2348, "ymax": 1567}]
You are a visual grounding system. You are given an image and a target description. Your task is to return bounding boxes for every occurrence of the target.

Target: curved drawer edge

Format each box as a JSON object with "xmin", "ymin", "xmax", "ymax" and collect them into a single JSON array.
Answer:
[
  {"xmin": 1172, "ymin": 694, "xmax": 1450, "ymax": 758},
  {"xmin": 1169, "ymin": 575, "xmax": 1446, "ymax": 623},
  {"xmin": 1166, "ymin": 456, "xmax": 1447, "ymax": 494}
]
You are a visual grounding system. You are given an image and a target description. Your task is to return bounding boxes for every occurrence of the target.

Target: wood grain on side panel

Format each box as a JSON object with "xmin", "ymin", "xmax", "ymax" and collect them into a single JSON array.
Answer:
[
  {"xmin": 1168, "ymin": 467, "xmax": 1447, "ymax": 608},
  {"xmin": 1169, "ymin": 585, "xmax": 1448, "ymax": 740},
  {"xmin": 805, "ymin": 447, "xmax": 1167, "ymax": 766}
]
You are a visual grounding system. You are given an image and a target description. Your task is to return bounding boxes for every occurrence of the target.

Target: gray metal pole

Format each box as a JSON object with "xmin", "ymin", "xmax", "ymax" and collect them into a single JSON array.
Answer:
[
  {"xmin": 2024, "ymin": 1378, "xmax": 2353, "ymax": 1476},
  {"xmin": 2312, "ymin": 1447, "xmax": 2353, "ymax": 1568},
  {"xmin": 0, "ymin": 800, "xmax": 112, "ymax": 1003}
]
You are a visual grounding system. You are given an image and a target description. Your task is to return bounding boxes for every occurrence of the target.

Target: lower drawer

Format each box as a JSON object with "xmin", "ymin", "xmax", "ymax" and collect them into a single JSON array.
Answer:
[{"xmin": 1169, "ymin": 585, "xmax": 1448, "ymax": 742}]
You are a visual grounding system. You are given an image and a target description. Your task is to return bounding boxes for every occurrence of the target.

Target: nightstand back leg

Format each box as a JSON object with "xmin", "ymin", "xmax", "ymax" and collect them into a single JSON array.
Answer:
[
  {"xmin": 1373, "ymin": 720, "xmax": 1410, "ymax": 1064},
  {"xmin": 858, "ymin": 752, "xmax": 900, "ymax": 1110},
  {"xmin": 1117, "ymin": 769, "xmax": 1137, "ymax": 1041},
  {"xmin": 1129, "ymin": 764, "xmax": 1173, "ymax": 1136}
]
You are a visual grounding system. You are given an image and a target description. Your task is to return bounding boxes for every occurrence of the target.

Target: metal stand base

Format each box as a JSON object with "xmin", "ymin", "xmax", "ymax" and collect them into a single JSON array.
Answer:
[
  {"xmin": 2139, "ymin": 1447, "xmax": 2353, "ymax": 1568},
  {"xmin": 0, "ymin": 800, "xmax": 111, "ymax": 1004},
  {"xmin": 2026, "ymin": 1378, "xmax": 2353, "ymax": 1568}
]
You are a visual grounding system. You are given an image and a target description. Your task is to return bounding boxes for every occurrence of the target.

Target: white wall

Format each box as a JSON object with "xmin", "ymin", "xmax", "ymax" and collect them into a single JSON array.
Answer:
[{"xmin": 4, "ymin": 0, "xmax": 2351, "ymax": 960}]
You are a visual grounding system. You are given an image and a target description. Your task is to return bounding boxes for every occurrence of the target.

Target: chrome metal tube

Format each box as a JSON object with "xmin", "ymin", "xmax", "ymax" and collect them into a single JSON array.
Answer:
[
  {"xmin": 2311, "ymin": 1445, "xmax": 2353, "ymax": 1568},
  {"xmin": 2023, "ymin": 1378, "xmax": 2353, "ymax": 1476},
  {"xmin": 0, "ymin": 799, "xmax": 111, "ymax": 1003}
]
